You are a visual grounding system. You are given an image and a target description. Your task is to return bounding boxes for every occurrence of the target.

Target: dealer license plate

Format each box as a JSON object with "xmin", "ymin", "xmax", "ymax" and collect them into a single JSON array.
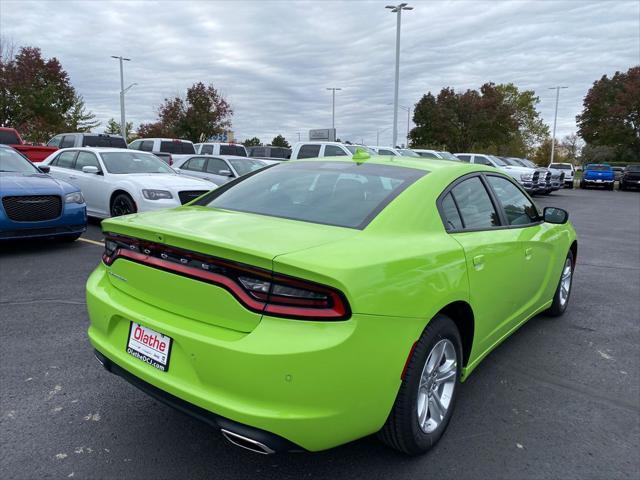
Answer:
[{"xmin": 126, "ymin": 322, "xmax": 173, "ymax": 372}]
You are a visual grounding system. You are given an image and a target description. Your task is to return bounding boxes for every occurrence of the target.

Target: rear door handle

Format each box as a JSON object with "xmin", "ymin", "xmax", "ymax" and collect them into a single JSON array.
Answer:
[
  {"xmin": 472, "ymin": 255, "xmax": 485, "ymax": 270},
  {"xmin": 525, "ymin": 247, "xmax": 533, "ymax": 259}
]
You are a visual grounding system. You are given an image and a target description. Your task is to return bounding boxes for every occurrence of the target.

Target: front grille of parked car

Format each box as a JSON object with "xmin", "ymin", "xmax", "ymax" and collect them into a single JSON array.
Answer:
[
  {"xmin": 1, "ymin": 195, "xmax": 62, "ymax": 222},
  {"xmin": 532, "ymin": 171, "xmax": 539, "ymax": 182},
  {"xmin": 178, "ymin": 191, "xmax": 209, "ymax": 205}
]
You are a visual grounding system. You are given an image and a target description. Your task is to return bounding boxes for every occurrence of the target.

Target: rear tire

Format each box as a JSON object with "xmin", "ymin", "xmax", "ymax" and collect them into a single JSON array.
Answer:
[
  {"xmin": 110, "ymin": 193, "xmax": 137, "ymax": 217},
  {"xmin": 378, "ymin": 314, "xmax": 462, "ymax": 455},
  {"xmin": 546, "ymin": 250, "xmax": 574, "ymax": 317}
]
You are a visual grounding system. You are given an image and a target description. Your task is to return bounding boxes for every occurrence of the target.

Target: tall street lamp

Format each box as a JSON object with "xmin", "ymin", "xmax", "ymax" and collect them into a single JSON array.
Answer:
[
  {"xmin": 390, "ymin": 103, "xmax": 412, "ymax": 147},
  {"xmin": 386, "ymin": 3, "xmax": 413, "ymax": 147},
  {"xmin": 326, "ymin": 87, "xmax": 342, "ymax": 130},
  {"xmin": 376, "ymin": 125, "xmax": 392, "ymax": 146},
  {"xmin": 549, "ymin": 86, "xmax": 568, "ymax": 164},
  {"xmin": 111, "ymin": 55, "xmax": 135, "ymax": 141}
]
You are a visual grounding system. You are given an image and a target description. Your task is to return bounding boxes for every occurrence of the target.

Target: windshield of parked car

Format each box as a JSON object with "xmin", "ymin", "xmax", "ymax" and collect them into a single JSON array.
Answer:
[
  {"xmin": 549, "ymin": 163, "xmax": 572, "ymax": 170},
  {"xmin": 438, "ymin": 152, "xmax": 460, "ymax": 161},
  {"xmin": 100, "ymin": 152, "xmax": 175, "ymax": 174},
  {"xmin": 196, "ymin": 161, "xmax": 427, "ymax": 229},
  {"xmin": 398, "ymin": 149, "xmax": 420, "ymax": 157},
  {"xmin": 345, "ymin": 145, "xmax": 377, "ymax": 156},
  {"xmin": 626, "ymin": 165, "xmax": 640, "ymax": 172},
  {"xmin": 587, "ymin": 164, "xmax": 611, "ymax": 171},
  {"xmin": 228, "ymin": 158, "xmax": 266, "ymax": 176},
  {"xmin": 0, "ymin": 130, "xmax": 21, "ymax": 144},
  {"xmin": 488, "ymin": 155, "xmax": 508, "ymax": 166},
  {"xmin": 0, "ymin": 147, "xmax": 39, "ymax": 173}
]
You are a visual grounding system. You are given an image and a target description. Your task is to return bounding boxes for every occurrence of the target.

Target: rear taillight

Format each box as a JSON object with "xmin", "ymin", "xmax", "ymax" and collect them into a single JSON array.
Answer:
[{"xmin": 102, "ymin": 233, "xmax": 350, "ymax": 320}]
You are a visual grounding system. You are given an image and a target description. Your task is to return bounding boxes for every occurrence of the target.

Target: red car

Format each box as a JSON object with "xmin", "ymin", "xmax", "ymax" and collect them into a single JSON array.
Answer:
[{"xmin": 0, "ymin": 127, "xmax": 58, "ymax": 162}]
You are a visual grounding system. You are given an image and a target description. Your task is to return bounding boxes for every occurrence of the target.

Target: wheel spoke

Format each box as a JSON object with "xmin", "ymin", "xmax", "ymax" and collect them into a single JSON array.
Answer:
[
  {"xmin": 427, "ymin": 341, "xmax": 446, "ymax": 374},
  {"xmin": 429, "ymin": 392, "xmax": 445, "ymax": 421},
  {"xmin": 435, "ymin": 361, "xmax": 456, "ymax": 384},
  {"xmin": 417, "ymin": 390, "xmax": 429, "ymax": 428}
]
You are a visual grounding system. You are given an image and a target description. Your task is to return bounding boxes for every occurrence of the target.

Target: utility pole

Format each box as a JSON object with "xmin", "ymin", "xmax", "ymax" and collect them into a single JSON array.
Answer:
[
  {"xmin": 386, "ymin": 3, "xmax": 413, "ymax": 147},
  {"xmin": 549, "ymin": 86, "xmax": 568, "ymax": 164},
  {"xmin": 297, "ymin": 132, "xmax": 301, "ymax": 142},
  {"xmin": 111, "ymin": 56, "xmax": 135, "ymax": 142},
  {"xmin": 326, "ymin": 87, "xmax": 342, "ymax": 130}
]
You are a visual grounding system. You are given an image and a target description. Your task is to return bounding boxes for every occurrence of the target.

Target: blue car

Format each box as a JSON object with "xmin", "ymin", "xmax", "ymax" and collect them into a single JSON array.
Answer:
[
  {"xmin": 0, "ymin": 145, "xmax": 87, "ymax": 241},
  {"xmin": 580, "ymin": 163, "xmax": 615, "ymax": 190}
]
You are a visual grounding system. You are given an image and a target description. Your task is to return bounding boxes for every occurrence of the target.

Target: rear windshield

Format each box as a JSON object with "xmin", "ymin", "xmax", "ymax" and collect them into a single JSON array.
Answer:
[
  {"xmin": 219, "ymin": 145, "xmax": 247, "ymax": 156},
  {"xmin": 626, "ymin": 165, "xmax": 640, "ymax": 172},
  {"xmin": 196, "ymin": 161, "xmax": 426, "ymax": 229},
  {"xmin": 82, "ymin": 135, "xmax": 127, "ymax": 148},
  {"xmin": 100, "ymin": 152, "xmax": 174, "ymax": 174},
  {"xmin": 160, "ymin": 141, "xmax": 196, "ymax": 154},
  {"xmin": 587, "ymin": 164, "xmax": 611, "ymax": 171},
  {"xmin": 550, "ymin": 164, "xmax": 572, "ymax": 170},
  {"xmin": 0, "ymin": 130, "xmax": 20, "ymax": 144}
]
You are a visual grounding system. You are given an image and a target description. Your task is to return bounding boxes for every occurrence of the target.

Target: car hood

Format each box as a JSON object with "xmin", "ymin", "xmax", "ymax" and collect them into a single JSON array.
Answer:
[
  {"xmin": 0, "ymin": 171, "xmax": 75, "ymax": 195},
  {"xmin": 120, "ymin": 173, "xmax": 212, "ymax": 189},
  {"xmin": 101, "ymin": 206, "xmax": 359, "ymax": 271}
]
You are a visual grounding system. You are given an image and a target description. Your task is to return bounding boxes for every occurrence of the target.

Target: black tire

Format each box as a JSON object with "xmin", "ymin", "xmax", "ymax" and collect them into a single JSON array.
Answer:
[
  {"xmin": 58, "ymin": 233, "xmax": 82, "ymax": 242},
  {"xmin": 110, "ymin": 193, "xmax": 137, "ymax": 217},
  {"xmin": 608, "ymin": 183, "xmax": 614, "ymax": 191},
  {"xmin": 546, "ymin": 249, "xmax": 575, "ymax": 317},
  {"xmin": 579, "ymin": 181, "xmax": 585, "ymax": 189},
  {"xmin": 378, "ymin": 314, "xmax": 462, "ymax": 455}
]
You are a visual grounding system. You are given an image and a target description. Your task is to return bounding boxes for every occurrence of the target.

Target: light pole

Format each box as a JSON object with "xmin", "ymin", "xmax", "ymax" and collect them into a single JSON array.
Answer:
[
  {"xmin": 386, "ymin": 3, "xmax": 413, "ymax": 148},
  {"xmin": 297, "ymin": 132, "xmax": 301, "ymax": 142},
  {"xmin": 387, "ymin": 103, "xmax": 411, "ymax": 147},
  {"xmin": 111, "ymin": 55, "xmax": 133, "ymax": 141},
  {"xmin": 326, "ymin": 87, "xmax": 342, "ymax": 130},
  {"xmin": 376, "ymin": 126, "xmax": 392, "ymax": 146},
  {"xmin": 549, "ymin": 86, "xmax": 568, "ymax": 164}
]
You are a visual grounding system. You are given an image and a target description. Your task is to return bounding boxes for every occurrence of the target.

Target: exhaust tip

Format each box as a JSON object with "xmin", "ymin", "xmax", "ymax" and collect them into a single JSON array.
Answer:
[{"xmin": 221, "ymin": 429, "xmax": 276, "ymax": 455}]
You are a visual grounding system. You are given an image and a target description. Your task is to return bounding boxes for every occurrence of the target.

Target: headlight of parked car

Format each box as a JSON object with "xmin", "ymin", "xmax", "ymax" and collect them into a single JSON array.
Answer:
[
  {"xmin": 142, "ymin": 189, "xmax": 173, "ymax": 200},
  {"xmin": 521, "ymin": 173, "xmax": 533, "ymax": 181},
  {"xmin": 65, "ymin": 192, "xmax": 85, "ymax": 204}
]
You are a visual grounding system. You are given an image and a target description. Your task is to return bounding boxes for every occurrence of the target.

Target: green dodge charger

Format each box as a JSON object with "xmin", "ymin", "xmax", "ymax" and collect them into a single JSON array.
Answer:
[{"xmin": 87, "ymin": 151, "xmax": 577, "ymax": 455}]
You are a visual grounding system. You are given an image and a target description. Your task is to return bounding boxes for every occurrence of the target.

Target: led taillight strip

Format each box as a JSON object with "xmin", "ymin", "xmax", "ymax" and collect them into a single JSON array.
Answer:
[{"xmin": 102, "ymin": 239, "xmax": 350, "ymax": 320}]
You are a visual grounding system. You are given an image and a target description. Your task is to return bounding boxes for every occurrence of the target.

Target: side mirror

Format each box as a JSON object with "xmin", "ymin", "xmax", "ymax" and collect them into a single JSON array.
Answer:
[
  {"xmin": 82, "ymin": 166, "xmax": 100, "ymax": 174},
  {"xmin": 38, "ymin": 165, "xmax": 50, "ymax": 173},
  {"xmin": 219, "ymin": 169, "xmax": 234, "ymax": 177},
  {"xmin": 544, "ymin": 207, "xmax": 569, "ymax": 224}
]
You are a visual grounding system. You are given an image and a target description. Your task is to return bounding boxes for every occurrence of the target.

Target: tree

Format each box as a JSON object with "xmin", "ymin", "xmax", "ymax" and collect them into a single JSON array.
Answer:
[
  {"xmin": 271, "ymin": 134, "xmax": 290, "ymax": 148},
  {"xmin": 105, "ymin": 117, "xmax": 135, "ymax": 142},
  {"xmin": 140, "ymin": 82, "xmax": 232, "ymax": 142},
  {"xmin": 560, "ymin": 133, "xmax": 583, "ymax": 163},
  {"xmin": 577, "ymin": 66, "xmax": 640, "ymax": 162},
  {"xmin": 580, "ymin": 144, "xmax": 616, "ymax": 165},
  {"xmin": 243, "ymin": 136, "xmax": 261, "ymax": 147},
  {"xmin": 0, "ymin": 45, "xmax": 98, "ymax": 143}
]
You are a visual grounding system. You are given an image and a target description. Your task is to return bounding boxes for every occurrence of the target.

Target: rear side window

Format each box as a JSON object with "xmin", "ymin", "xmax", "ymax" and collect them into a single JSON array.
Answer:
[
  {"xmin": 82, "ymin": 135, "xmax": 127, "ymax": 148},
  {"xmin": 297, "ymin": 145, "xmax": 321, "ymax": 159},
  {"xmin": 197, "ymin": 161, "xmax": 427, "ymax": 229},
  {"xmin": 456, "ymin": 155, "xmax": 471, "ymax": 162},
  {"xmin": 206, "ymin": 158, "xmax": 230, "ymax": 175},
  {"xmin": 60, "ymin": 136, "xmax": 76, "ymax": 148},
  {"xmin": 74, "ymin": 151, "xmax": 100, "ymax": 171},
  {"xmin": 450, "ymin": 177, "xmax": 499, "ymax": 229},
  {"xmin": 183, "ymin": 157, "xmax": 206, "ymax": 172},
  {"xmin": 0, "ymin": 130, "xmax": 21, "ymax": 144},
  {"xmin": 54, "ymin": 151, "xmax": 77, "ymax": 169},
  {"xmin": 160, "ymin": 141, "xmax": 196, "ymax": 154},
  {"xmin": 324, "ymin": 145, "xmax": 348, "ymax": 156},
  {"xmin": 219, "ymin": 145, "xmax": 246, "ymax": 156},
  {"xmin": 200, "ymin": 144, "xmax": 214, "ymax": 154},
  {"xmin": 441, "ymin": 193, "xmax": 463, "ymax": 231},
  {"xmin": 140, "ymin": 141, "xmax": 154, "ymax": 152},
  {"xmin": 486, "ymin": 176, "xmax": 539, "ymax": 226},
  {"xmin": 47, "ymin": 135, "xmax": 63, "ymax": 147},
  {"xmin": 473, "ymin": 156, "xmax": 492, "ymax": 166}
]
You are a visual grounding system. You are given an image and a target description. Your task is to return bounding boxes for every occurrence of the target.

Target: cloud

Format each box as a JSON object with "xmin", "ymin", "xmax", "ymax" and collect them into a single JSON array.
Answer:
[{"xmin": 2, "ymin": 0, "xmax": 638, "ymax": 147}]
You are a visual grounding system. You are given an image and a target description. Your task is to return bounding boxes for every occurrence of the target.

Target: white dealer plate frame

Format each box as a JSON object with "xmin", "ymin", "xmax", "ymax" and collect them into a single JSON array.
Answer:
[{"xmin": 126, "ymin": 322, "xmax": 173, "ymax": 372}]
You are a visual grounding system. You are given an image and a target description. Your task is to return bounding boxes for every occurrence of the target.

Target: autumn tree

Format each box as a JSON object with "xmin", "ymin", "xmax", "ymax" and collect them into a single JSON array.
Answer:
[
  {"xmin": 271, "ymin": 134, "xmax": 290, "ymax": 148},
  {"xmin": 139, "ymin": 82, "xmax": 232, "ymax": 142},
  {"xmin": 577, "ymin": 66, "xmax": 640, "ymax": 162},
  {"xmin": 243, "ymin": 136, "xmax": 261, "ymax": 147},
  {"xmin": 0, "ymin": 45, "xmax": 98, "ymax": 142}
]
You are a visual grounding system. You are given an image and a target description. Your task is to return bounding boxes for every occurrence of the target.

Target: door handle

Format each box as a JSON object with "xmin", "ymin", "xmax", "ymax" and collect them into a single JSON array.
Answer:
[
  {"xmin": 525, "ymin": 247, "xmax": 533, "ymax": 259},
  {"xmin": 472, "ymin": 255, "xmax": 485, "ymax": 270}
]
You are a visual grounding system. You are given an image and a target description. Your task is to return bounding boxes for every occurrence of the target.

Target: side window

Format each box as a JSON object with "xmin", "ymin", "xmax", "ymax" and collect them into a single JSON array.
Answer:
[
  {"xmin": 473, "ymin": 155, "xmax": 491, "ymax": 166},
  {"xmin": 486, "ymin": 175, "xmax": 539, "ymax": 226},
  {"xmin": 324, "ymin": 145, "xmax": 348, "ymax": 156},
  {"xmin": 47, "ymin": 135, "xmax": 62, "ymax": 147},
  {"xmin": 450, "ymin": 177, "xmax": 500, "ymax": 229},
  {"xmin": 206, "ymin": 158, "xmax": 229, "ymax": 175},
  {"xmin": 418, "ymin": 151, "xmax": 438, "ymax": 158},
  {"xmin": 183, "ymin": 157, "xmax": 206, "ymax": 172},
  {"xmin": 74, "ymin": 151, "xmax": 100, "ymax": 171},
  {"xmin": 456, "ymin": 154, "xmax": 471, "ymax": 162},
  {"xmin": 54, "ymin": 151, "xmax": 77, "ymax": 169},
  {"xmin": 252, "ymin": 147, "xmax": 266, "ymax": 157},
  {"xmin": 441, "ymin": 193, "xmax": 463, "ymax": 231},
  {"xmin": 297, "ymin": 144, "xmax": 321, "ymax": 159},
  {"xmin": 201, "ymin": 144, "xmax": 214, "ymax": 155},
  {"xmin": 129, "ymin": 140, "xmax": 141, "ymax": 150},
  {"xmin": 378, "ymin": 149, "xmax": 395, "ymax": 156},
  {"xmin": 60, "ymin": 135, "xmax": 75, "ymax": 148},
  {"xmin": 140, "ymin": 141, "xmax": 154, "ymax": 152}
]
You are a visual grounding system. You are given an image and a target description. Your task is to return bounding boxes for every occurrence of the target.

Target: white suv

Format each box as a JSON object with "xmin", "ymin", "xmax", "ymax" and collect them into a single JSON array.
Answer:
[
  {"xmin": 455, "ymin": 153, "xmax": 541, "ymax": 194},
  {"xmin": 194, "ymin": 143, "xmax": 248, "ymax": 157},
  {"xmin": 548, "ymin": 163, "xmax": 575, "ymax": 189},
  {"xmin": 290, "ymin": 142, "xmax": 375, "ymax": 160}
]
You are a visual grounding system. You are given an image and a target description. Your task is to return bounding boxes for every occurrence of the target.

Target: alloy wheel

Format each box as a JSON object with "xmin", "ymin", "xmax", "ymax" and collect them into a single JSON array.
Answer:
[{"xmin": 559, "ymin": 257, "xmax": 573, "ymax": 307}]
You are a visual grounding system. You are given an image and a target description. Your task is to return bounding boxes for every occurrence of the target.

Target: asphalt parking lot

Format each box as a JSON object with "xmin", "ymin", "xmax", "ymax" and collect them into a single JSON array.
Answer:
[{"xmin": 1, "ymin": 187, "xmax": 639, "ymax": 480}]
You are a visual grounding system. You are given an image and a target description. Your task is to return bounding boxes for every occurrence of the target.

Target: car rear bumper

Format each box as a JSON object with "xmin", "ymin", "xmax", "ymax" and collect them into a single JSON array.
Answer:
[
  {"xmin": 86, "ymin": 264, "xmax": 424, "ymax": 451},
  {"xmin": 583, "ymin": 178, "xmax": 614, "ymax": 184}
]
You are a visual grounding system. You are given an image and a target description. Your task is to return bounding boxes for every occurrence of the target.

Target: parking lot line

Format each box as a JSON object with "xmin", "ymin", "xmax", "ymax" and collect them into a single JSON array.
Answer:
[{"xmin": 78, "ymin": 237, "xmax": 103, "ymax": 247}]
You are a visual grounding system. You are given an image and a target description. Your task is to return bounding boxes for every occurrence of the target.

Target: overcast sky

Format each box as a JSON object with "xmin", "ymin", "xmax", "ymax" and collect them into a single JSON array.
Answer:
[{"xmin": 2, "ymin": 0, "xmax": 638, "ymax": 146}]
